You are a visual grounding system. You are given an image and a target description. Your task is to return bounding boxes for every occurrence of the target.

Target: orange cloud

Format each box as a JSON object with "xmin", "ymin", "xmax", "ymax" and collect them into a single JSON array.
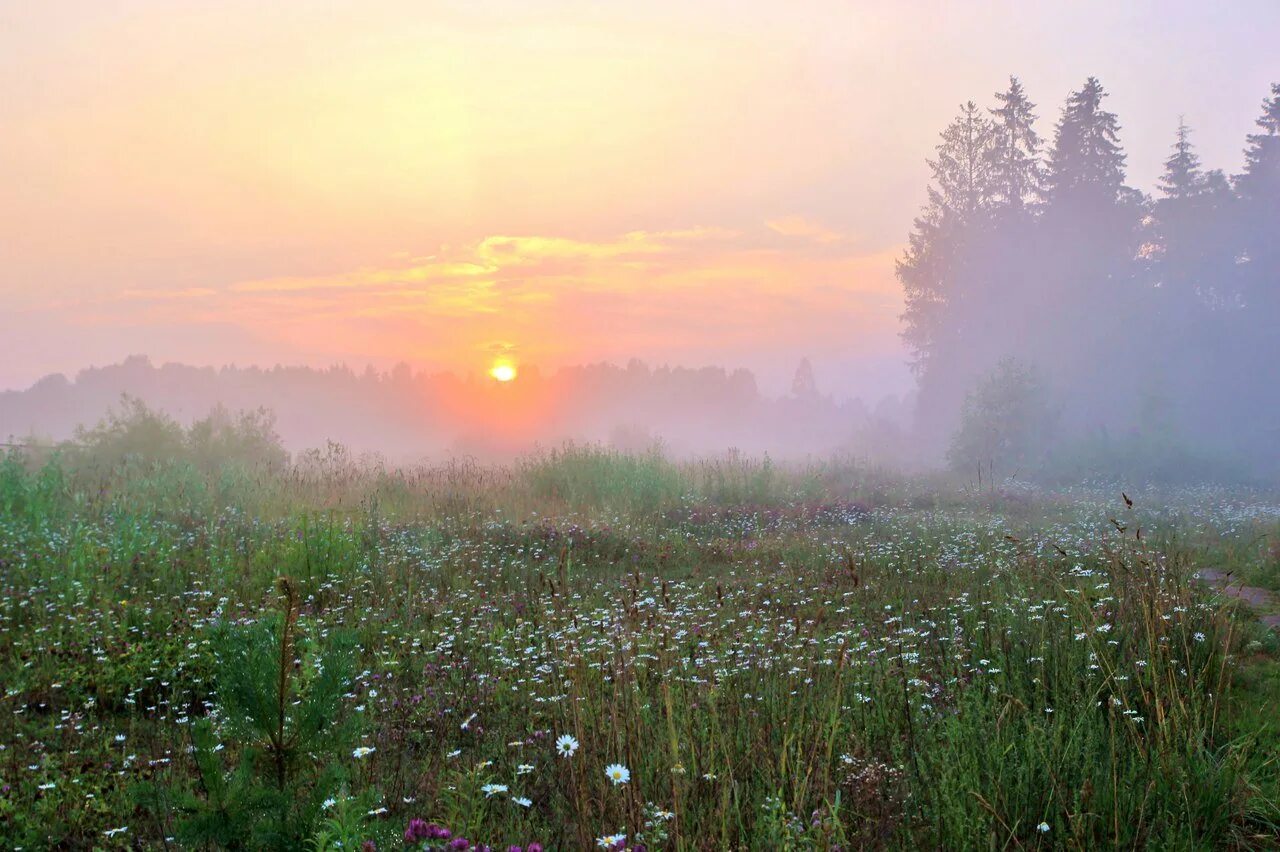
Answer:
[
  {"xmin": 5, "ymin": 222, "xmax": 903, "ymax": 398},
  {"xmin": 80, "ymin": 225, "xmax": 902, "ymax": 377}
]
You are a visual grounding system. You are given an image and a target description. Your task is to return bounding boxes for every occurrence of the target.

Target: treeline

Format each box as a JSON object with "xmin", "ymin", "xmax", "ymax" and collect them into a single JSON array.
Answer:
[
  {"xmin": 0, "ymin": 356, "xmax": 913, "ymax": 461},
  {"xmin": 901, "ymin": 78, "xmax": 1279, "ymax": 479}
]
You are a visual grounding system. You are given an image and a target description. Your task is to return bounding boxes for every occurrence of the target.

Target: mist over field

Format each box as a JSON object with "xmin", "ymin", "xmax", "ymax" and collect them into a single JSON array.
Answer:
[
  {"xmin": 3, "ymin": 4, "xmax": 1280, "ymax": 850},
  {"xmin": 4, "ymin": 3, "xmax": 1279, "ymax": 484},
  {"xmin": 1, "ymin": 355, "xmax": 913, "ymax": 463},
  {"xmin": 5, "ymin": 69, "xmax": 1279, "ymax": 482}
]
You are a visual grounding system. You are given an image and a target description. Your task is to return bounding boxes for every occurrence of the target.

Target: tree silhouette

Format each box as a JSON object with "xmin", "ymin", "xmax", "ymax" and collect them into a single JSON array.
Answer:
[
  {"xmin": 1046, "ymin": 77, "xmax": 1127, "ymax": 205},
  {"xmin": 987, "ymin": 76, "xmax": 1045, "ymax": 211},
  {"xmin": 791, "ymin": 358, "xmax": 818, "ymax": 399},
  {"xmin": 1159, "ymin": 118, "xmax": 1202, "ymax": 199},
  {"xmin": 896, "ymin": 76, "xmax": 1280, "ymax": 476}
]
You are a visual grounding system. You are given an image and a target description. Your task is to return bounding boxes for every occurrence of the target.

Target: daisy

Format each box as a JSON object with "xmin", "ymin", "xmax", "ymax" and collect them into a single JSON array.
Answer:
[
  {"xmin": 513, "ymin": 796, "xmax": 533, "ymax": 808},
  {"xmin": 352, "ymin": 746, "xmax": 376, "ymax": 759},
  {"xmin": 604, "ymin": 763, "xmax": 630, "ymax": 785},
  {"xmin": 596, "ymin": 832, "xmax": 626, "ymax": 848},
  {"xmin": 481, "ymin": 783, "xmax": 508, "ymax": 797},
  {"xmin": 555, "ymin": 734, "xmax": 579, "ymax": 758}
]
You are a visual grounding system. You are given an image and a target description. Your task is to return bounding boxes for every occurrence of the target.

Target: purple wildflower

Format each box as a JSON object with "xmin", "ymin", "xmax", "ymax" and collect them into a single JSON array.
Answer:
[{"xmin": 405, "ymin": 818, "xmax": 431, "ymax": 843}]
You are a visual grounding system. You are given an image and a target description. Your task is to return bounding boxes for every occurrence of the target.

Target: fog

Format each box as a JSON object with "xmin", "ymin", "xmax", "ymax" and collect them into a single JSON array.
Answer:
[
  {"xmin": 0, "ymin": 355, "xmax": 915, "ymax": 464},
  {"xmin": 2, "ymin": 76, "xmax": 1277, "ymax": 483},
  {"xmin": 899, "ymin": 77, "xmax": 1280, "ymax": 482}
]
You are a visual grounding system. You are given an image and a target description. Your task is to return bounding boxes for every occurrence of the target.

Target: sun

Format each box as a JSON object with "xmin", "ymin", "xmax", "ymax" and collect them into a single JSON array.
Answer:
[{"xmin": 488, "ymin": 361, "xmax": 517, "ymax": 382}]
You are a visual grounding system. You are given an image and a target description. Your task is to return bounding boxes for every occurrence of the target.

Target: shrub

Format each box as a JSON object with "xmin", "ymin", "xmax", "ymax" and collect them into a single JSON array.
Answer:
[{"xmin": 947, "ymin": 358, "xmax": 1055, "ymax": 484}]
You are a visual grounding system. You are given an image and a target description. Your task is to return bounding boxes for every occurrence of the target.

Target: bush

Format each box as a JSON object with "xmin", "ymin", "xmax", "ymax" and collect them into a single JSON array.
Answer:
[
  {"xmin": 72, "ymin": 395, "xmax": 287, "ymax": 475},
  {"xmin": 947, "ymin": 359, "xmax": 1055, "ymax": 484}
]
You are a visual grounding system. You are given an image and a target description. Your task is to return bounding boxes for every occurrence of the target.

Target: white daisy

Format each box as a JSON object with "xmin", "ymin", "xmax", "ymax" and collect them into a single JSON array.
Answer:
[{"xmin": 555, "ymin": 734, "xmax": 579, "ymax": 758}]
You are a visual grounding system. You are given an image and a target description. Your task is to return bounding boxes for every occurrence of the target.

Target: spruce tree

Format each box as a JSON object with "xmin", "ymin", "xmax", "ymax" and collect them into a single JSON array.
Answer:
[
  {"xmin": 1236, "ymin": 82, "xmax": 1280, "ymax": 203},
  {"xmin": 1234, "ymin": 83, "xmax": 1280, "ymax": 280},
  {"xmin": 928, "ymin": 101, "xmax": 995, "ymax": 218},
  {"xmin": 900, "ymin": 101, "xmax": 995, "ymax": 367},
  {"xmin": 897, "ymin": 197, "xmax": 950, "ymax": 376},
  {"xmin": 148, "ymin": 579, "xmax": 365, "ymax": 850},
  {"xmin": 987, "ymin": 76, "xmax": 1045, "ymax": 211},
  {"xmin": 1037, "ymin": 77, "xmax": 1143, "ymax": 432},
  {"xmin": 1158, "ymin": 118, "xmax": 1202, "ymax": 199},
  {"xmin": 1231, "ymin": 83, "xmax": 1280, "ymax": 370},
  {"xmin": 898, "ymin": 103, "xmax": 999, "ymax": 446},
  {"xmin": 1045, "ymin": 77, "xmax": 1127, "ymax": 205}
]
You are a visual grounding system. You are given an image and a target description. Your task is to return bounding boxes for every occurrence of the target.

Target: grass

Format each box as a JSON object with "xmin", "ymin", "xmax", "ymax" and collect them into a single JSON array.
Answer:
[{"xmin": 0, "ymin": 445, "xmax": 1277, "ymax": 849}]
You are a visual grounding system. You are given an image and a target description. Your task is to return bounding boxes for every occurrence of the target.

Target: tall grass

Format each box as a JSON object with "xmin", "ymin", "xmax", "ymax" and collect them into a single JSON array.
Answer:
[{"xmin": 0, "ymin": 447, "xmax": 1277, "ymax": 848}]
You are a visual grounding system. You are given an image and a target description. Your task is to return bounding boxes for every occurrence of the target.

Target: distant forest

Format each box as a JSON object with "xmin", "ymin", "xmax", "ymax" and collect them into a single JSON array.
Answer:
[
  {"xmin": 0, "ymin": 355, "xmax": 911, "ymax": 461},
  {"xmin": 900, "ymin": 78, "xmax": 1279, "ymax": 475}
]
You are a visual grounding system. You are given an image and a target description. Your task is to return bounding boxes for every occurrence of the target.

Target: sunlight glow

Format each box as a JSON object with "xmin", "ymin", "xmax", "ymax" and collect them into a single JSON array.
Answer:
[{"xmin": 489, "ymin": 361, "xmax": 518, "ymax": 382}]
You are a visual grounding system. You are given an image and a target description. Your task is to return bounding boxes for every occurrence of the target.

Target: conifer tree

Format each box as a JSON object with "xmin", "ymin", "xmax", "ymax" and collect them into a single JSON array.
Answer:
[
  {"xmin": 1158, "ymin": 118, "xmax": 1202, "ymax": 199},
  {"xmin": 1231, "ymin": 83, "xmax": 1280, "ymax": 363},
  {"xmin": 898, "ymin": 103, "xmax": 1001, "ymax": 446},
  {"xmin": 929, "ymin": 101, "xmax": 995, "ymax": 218},
  {"xmin": 1045, "ymin": 77, "xmax": 1127, "ymax": 205},
  {"xmin": 899, "ymin": 102, "xmax": 996, "ymax": 371},
  {"xmin": 1234, "ymin": 83, "xmax": 1280, "ymax": 283},
  {"xmin": 1237, "ymin": 82, "xmax": 1280, "ymax": 203},
  {"xmin": 791, "ymin": 357, "xmax": 818, "ymax": 399},
  {"xmin": 987, "ymin": 76, "xmax": 1045, "ymax": 211}
]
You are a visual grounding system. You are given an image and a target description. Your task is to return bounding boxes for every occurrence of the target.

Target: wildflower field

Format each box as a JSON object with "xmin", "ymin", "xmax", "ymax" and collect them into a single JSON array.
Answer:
[{"xmin": 2, "ymin": 446, "xmax": 1279, "ymax": 849}]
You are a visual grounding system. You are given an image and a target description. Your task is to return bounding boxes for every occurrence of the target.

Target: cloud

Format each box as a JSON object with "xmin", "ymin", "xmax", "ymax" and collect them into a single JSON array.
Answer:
[
  {"xmin": 766, "ymin": 216, "xmax": 845, "ymax": 244},
  {"xmin": 34, "ymin": 224, "xmax": 904, "ymax": 381}
]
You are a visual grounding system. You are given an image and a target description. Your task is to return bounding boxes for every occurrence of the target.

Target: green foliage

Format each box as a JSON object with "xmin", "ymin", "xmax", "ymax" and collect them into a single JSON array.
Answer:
[
  {"xmin": 71, "ymin": 394, "xmax": 287, "ymax": 479},
  {"xmin": 187, "ymin": 405, "xmax": 289, "ymax": 473},
  {"xmin": 521, "ymin": 443, "xmax": 686, "ymax": 514},
  {"xmin": 948, "ymin": 358, "xmax": 1055, "ymax": 481},
  {"xmin": 755, "ymin": 792, "xmax": 848, "ymax": 850},
  {"xmin": 692, "ymin": 451, "xmax": 788, "ymax": 506},
  {"xmin": 73, "ymin": 394, "xmax": 187, "ymax": 471},
  {"xmin": 309, "ymin": 789, "xmax": 381, "ymax": 851},
  {"xmin": 154, "ymin": 580, "xmax": 364, "ymax": 850},
  {"xmin": 3, "ymin": 442, "xmax": 1279, "ymax": 848},
  {"xmin": 0, "ymin": 448, "xmax": 67, "ymax": 521}
]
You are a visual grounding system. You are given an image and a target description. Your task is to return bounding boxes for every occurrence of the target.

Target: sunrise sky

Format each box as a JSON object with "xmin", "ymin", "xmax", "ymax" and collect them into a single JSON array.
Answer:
[{"xmin": 2, "ymin": 0, "xmax": 1276, "ymax": 397}]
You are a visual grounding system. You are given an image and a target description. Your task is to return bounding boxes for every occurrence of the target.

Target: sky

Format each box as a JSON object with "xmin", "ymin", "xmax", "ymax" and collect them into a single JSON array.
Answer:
[{"xmin": 2, "ymin": 0, "xmax": 1276, "ymax": 399}]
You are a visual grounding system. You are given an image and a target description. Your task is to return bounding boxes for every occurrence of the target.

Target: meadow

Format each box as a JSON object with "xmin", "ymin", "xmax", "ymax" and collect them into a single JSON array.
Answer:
[{"xmin": 2, "ymin": 442, "xmax": 1279, "ymax": 849}]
